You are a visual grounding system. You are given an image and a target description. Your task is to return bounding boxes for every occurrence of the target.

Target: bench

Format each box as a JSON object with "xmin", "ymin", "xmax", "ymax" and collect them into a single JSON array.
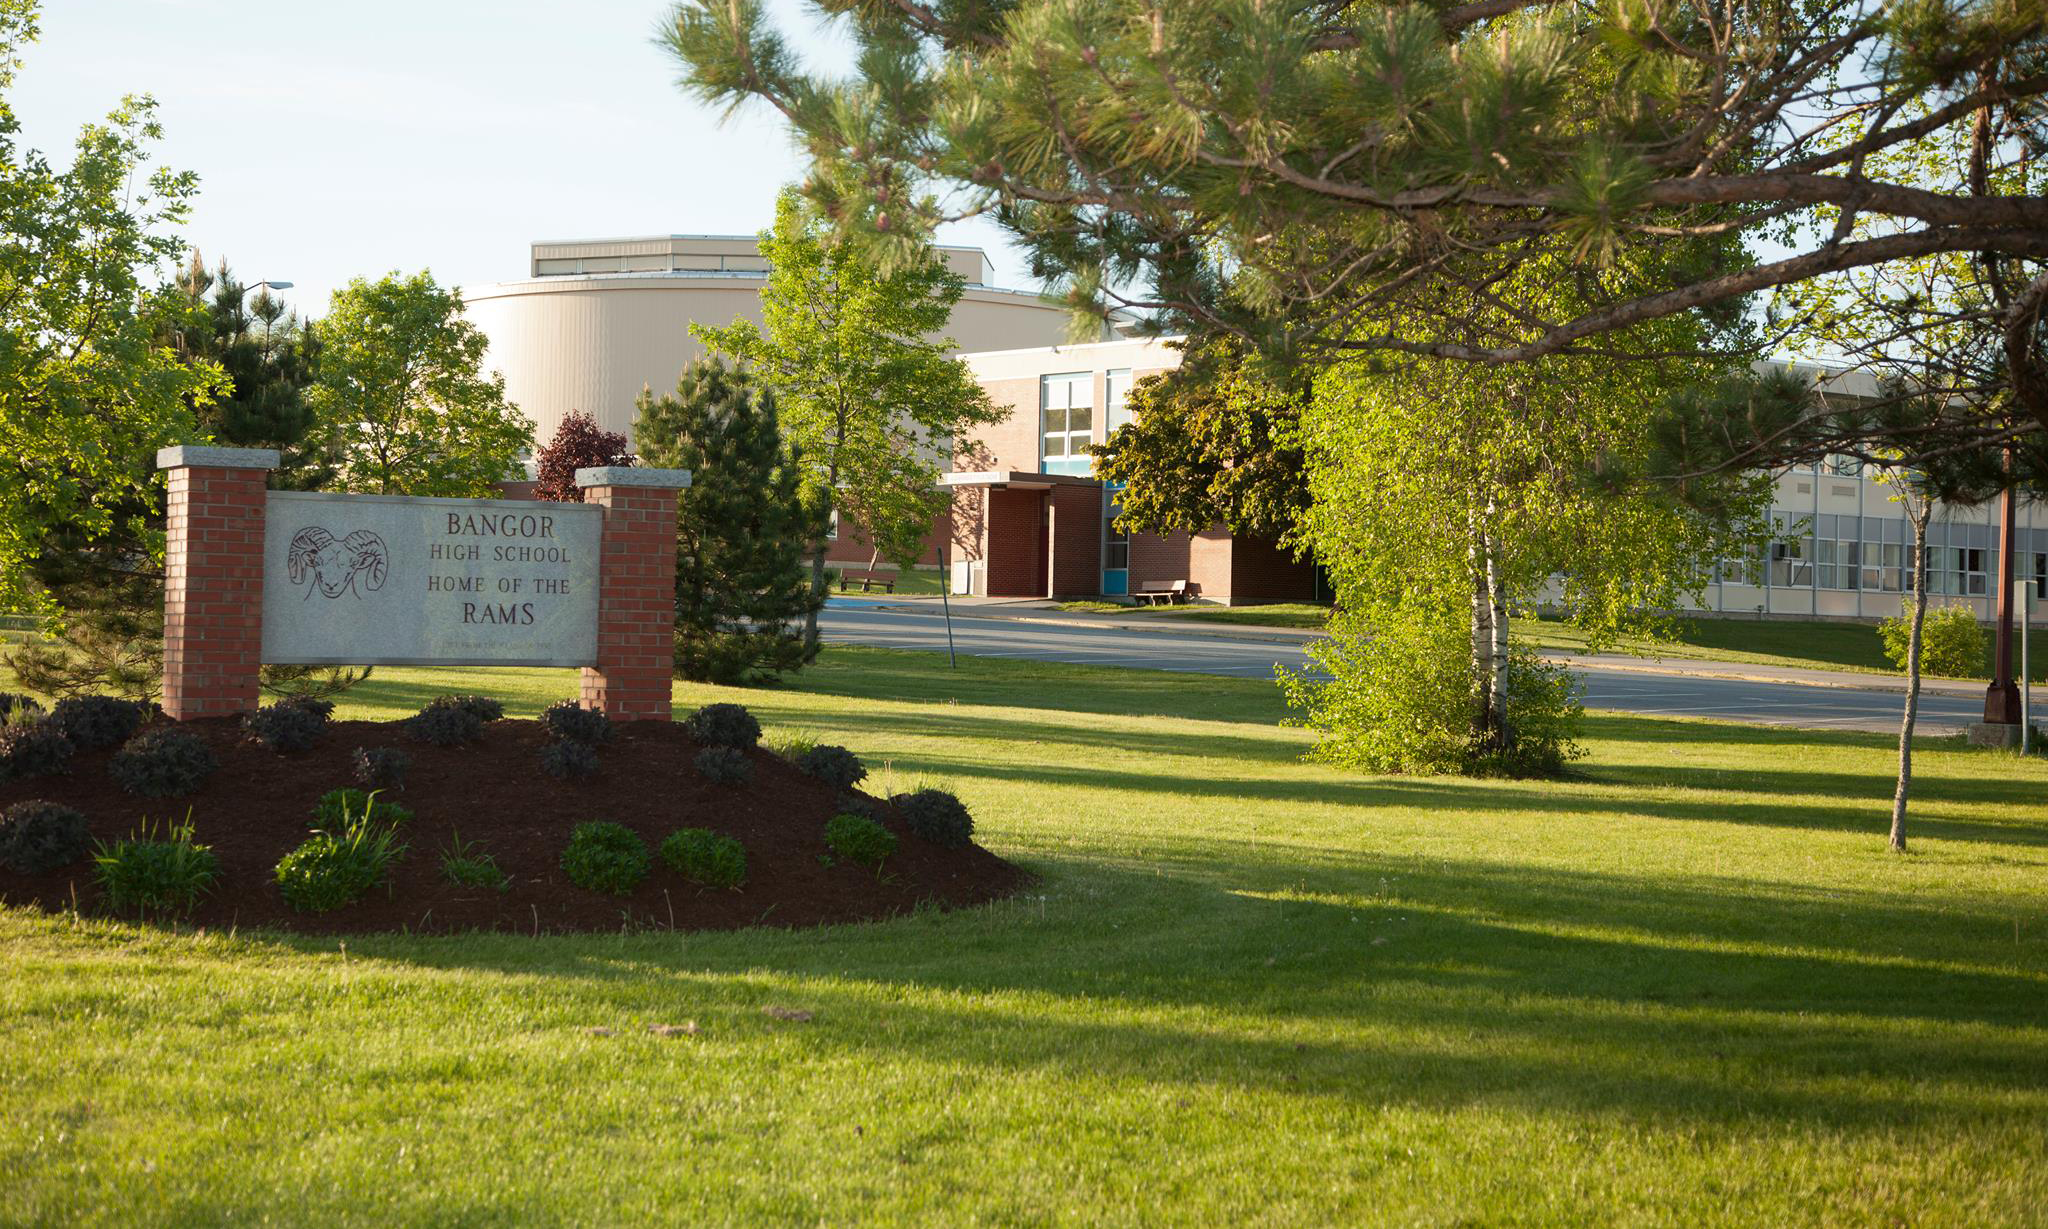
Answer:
[
  {"xmin": 837, "ymin": 571, "xmax": 898, "ymax": 594},
  {"xmin": 1132, "ymin": 579, "xmax": 1189, "ymax": 605}
]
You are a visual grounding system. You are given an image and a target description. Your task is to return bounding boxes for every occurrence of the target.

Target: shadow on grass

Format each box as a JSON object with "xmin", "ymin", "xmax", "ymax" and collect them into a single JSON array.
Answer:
[{"xmin": 286, "ymin": 853, "xmax": 2048, "ymax": 1127}]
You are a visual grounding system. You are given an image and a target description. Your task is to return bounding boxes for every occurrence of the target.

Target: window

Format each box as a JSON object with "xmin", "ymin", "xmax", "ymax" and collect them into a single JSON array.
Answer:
[
  {"xmin": 2036, "ymin": 552, "xmax": 2046, "ymax": 599},
  {"xmin": 1860, "ymin": 541, "xmax": 1904, "ymax": 592},
  {"xmin": 1106, "ymin": 369, "xmax": 1134, "ymax": 434},
  {"xmin": 1815, "ymin": 537, "xmax": 1859, "ymax": 590},
  {"xmin": 1718, "ymin": 553, "xmax": 1762, "ymax": 587},
  {"xmin": 1770, "ymin": 536, "xmax": 1812, "ymax": 587},
  {"xmin": 1040, "ymin": 373, "xmax": 1094, "ymax": 475},
  {"xmin": 1827, "ymin": 454, "xmax": 1864, "ymax": 477}
]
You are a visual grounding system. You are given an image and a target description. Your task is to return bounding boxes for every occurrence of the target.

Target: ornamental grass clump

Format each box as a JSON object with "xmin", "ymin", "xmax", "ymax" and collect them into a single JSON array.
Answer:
[
  {"xmin": 660, "ymin": 827, "xmax": 747, "ymax": 889},
  {"xmin": 243, "ymin": 701, "xmax": 329, "ymax": 753},
  {"xmin": 694, "ymin": 746, "xmax": 753, "ymax": 785},
  {"xmin": 440, "ymin": 831, "xmax": 510, "ymax": 892},
  {"xmin": 0, "ymin": 721, "xmax": 73, "ymax": 782},
  {"xmin": 275, "ymin": 818, "xmax": 407, "ymax": 914},
  {"xmin": 541, "ymin": 700, "xmax": 611, "ymax": 746},
  {"xmin": 93, "ymin": 814, "xmax": 219, "ymax": 917},
  {"xmin": 0, "ymin": 800, "xmax": 91, "ymax": 874},
  {"xmin": 351, "ymin": 746, "xmax": 411, "ymax": 791},
  {"xmin": 47, "ymin": 695, "xmax": 145, "ymax": 752},
  {"xmin": 312, "ymin": 788, "xmax": 412, "ymax": 829},
  {"xmin": 824, "ymin": 812, "xmax": 896, "ymax": 867},
  {"xmin": 541, "ymin": 739, "xmax": 600, "ymax": 779},
  {"xmin": 685, "ymin": 702, "xmax": 759, "ymax": 750},
  {"xmin": 109, "ymin": 728, "xmax": 217, "ymax": 798},
  {"xmin": 0, "ymin": 693, "xmax": 45, "ymax": 726},
  {"xmin": 407, "ymin": 697, "xmax": 484, "ymax": 747},
  {"xmin": 796, "ymin": 744, "xmax": 865, "ymax": 789},
  {"xmin": 896, "ymin": 788, "xmax": 974, "ymax": 848},
  {"xmin": 560, "ymin": 821, "xmax": 650, "ymax": 895}
]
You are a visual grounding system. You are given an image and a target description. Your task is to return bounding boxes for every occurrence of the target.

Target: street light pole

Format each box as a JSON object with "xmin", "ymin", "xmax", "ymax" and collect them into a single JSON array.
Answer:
[{"xmin": 1985, "ymin": 457, "xmax": 2022, "ymax": 726}]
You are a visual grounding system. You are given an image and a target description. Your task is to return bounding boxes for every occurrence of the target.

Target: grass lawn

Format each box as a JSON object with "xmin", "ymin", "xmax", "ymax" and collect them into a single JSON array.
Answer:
[
  {"xmin": 5, "ymin": 648, "xmax": 2047, "ymax": 1222},
  {"xmin": 829, "ymin": 566, "xmax": 947, "ymax": 597},
  {"xmin": 1056, "ymin": 599, "xmax": 1334, "ymax": 628},
  {"xmin": 1522, "ymin": 614, "xmax": 2048, "ymax": 683}
]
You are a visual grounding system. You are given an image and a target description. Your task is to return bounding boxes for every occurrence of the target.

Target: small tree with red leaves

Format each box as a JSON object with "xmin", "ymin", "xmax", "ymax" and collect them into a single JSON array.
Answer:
[{"xmin": 531, "ymin": 411, "xmax": 633, "ymax": 502}]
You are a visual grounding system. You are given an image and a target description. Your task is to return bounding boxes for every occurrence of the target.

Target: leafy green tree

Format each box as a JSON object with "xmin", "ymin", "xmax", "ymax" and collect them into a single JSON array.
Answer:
[
  {"xmin": 0, "ymin": 0, "xmax": 222, "ymax": 625},
  {"xmin": 9, "ymin": 254, "xmax": 328, "ymax": 699},
  {"xmin": 310, "ymin": 272, "xmax": 533, "ymax": 497},
  {"xmin": 1091, "ymin": 340, "xmax": 1310, "ymax": 541},
  {"xmin": 635, "ymin": 357, "xmax": 824, "ymax": 685},
  {"xmin": 693, "ymin": 191, "xmax": 1002, "ymax": 653},
  {"xmin": 1281, "ymin": 262, "xmax": 1771, "ymax": 774}
]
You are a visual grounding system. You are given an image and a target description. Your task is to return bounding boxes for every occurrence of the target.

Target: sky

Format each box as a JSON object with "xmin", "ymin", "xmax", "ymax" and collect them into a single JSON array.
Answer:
[{"xmin": 11, "ymin": 0, "xmax": 1038, "ymax": 318}]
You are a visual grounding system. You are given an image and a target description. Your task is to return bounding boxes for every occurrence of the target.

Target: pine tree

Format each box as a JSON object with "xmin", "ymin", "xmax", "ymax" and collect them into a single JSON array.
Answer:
[{"xmin": 634, "ymin": 357, "xmax": 824, "ymax": 685}]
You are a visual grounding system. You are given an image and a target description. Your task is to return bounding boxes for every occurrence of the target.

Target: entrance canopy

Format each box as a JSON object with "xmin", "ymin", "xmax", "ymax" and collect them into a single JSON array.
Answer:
[
  {"xmin": 939, "ymin": 470, "xmax": 1103, "ymax": 599},
  {"xmin": 938, "ymin": 469, "xmax": 1103, "ymax": 492}
]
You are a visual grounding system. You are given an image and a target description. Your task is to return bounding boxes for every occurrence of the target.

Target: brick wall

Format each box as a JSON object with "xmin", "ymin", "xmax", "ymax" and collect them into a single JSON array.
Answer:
[
  {"xmin": 1046, "ymin": 485, "xmax": 1102, "ymax": 598},
  {"xmin": 579, "ymin": 483, "xmax": 681, "ymax": 721},
  {"xmin": 984, "ymin": 488, "xmax": 1046, "ymax": 597},
  {"xmin": 161, "ymin": 461, "xmax": 270, "ymax": 720},
  {"xmin": 1228, "ymin": 533, "xmax": 1320, "ymax": 603}
]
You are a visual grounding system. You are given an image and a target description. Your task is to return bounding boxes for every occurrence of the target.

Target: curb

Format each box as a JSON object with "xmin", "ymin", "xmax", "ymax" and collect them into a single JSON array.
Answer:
[{"xmin": 832, "ymin": 600, "xmax": 1991, "ymax": 696}]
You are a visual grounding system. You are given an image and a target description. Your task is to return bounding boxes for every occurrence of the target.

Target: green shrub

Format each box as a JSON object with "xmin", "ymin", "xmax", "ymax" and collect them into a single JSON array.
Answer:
[
  {"xmin": 685, "ymin": 702, "xmax": 760, "ymax": 750},
  {"xmin": 109, "ymin": 727, "xmax": 218, "ymax": 798},
  {"xmin": 660, "ymin": 827, "xmax": 747, "ymax": 888},
  {"xmin": 541, "ymin": 700, "xmax": 611, "ymax": 746},
  {"xmin": 351, "ymin": 745, "xmax": 411, "ymax": 791},
  {"xmin": 824, "ymin": 812, "xmax": 897, "ymax": 866},
  {"xmin": 560, "ymin": 821, "xmax": 650, "ymax": 895},
  {"xmin": 695, "ymin": 746, "xmax": 753, "ymax": 785},
  {"xmin": 312, "ymin": 788, "xmax": 412, "ymax": 828},
  {"xmin": 443, "ymin": 694, "xmax": 505, "ymax": 723},
  {"xmin": 273, "ymin": 694, "xmax": 336, "ymax": 720},
  {"xmin": 243, "ymin": 701, "xmax": 329, "ymax": 753},
  {"xmin": 1880, "ymin": 601, "xmax": 1988, "ymax": 678},
  {"xmin": 1283, "ymin": 612, "xmax": 1584, "ymax": 778},
  {"xmin": 407, "ymin": 697, "xmax": 484, "ymax": 746},
  {"xmin": 796, "ymin": 744, "xmax": 866, "ymax": 789},
  {"xmin": 93, "ymin": 814, "xmax": 219, "ymax": 917},
  {"xmin": 541, "ymin": 739, "xmax": 600, "ymax": 778},
  {"xmin": 897, "ymin": 789, "xmax": 974, "ymax": 848},
  {"xmin": 0, "ymin": 800, "xmax": 91, "ymax": 874},
  {"xmin": 440, "ymin": 831, "xmax": 510, "ymax": 892},
  {"xmin": 47, "ymin": 695, "xmax": 145, "ymax": 751},
  {"xmin": 0, "ymin": 720, "xmax": 73, "ymax": 782},
  {"xmin": 275, "ymin": 821, "xmax": 407, "ymax": 913}
]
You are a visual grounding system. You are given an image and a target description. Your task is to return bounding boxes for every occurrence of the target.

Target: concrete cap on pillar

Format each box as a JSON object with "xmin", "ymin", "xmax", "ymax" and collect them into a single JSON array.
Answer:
[
  {"xmin": 574, "ymin": 466, "xmax": 692, "ymax": 489},
  {"xmin": 156, "ymin": 445, "xmax": 281, "ymax": 471}
]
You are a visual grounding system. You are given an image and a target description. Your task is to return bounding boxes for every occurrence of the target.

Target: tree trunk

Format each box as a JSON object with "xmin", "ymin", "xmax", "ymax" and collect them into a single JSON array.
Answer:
[
  {"xmin": 1891, "ymin": 506, "xmax": 1931, "ymax": 853},
  {"xmin": 805, "ymin": 543, "xmax": 828, "ymax": 659},
  {"xmin": 1468, "ymin": 508, "xmax": 1511, "ymax": 752}
]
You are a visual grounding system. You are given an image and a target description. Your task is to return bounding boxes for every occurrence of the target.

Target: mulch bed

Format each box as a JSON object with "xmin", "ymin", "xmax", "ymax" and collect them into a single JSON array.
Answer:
[{"xmin": 0, "ymin": 717, "xmax": 1026, "ymax": 936}]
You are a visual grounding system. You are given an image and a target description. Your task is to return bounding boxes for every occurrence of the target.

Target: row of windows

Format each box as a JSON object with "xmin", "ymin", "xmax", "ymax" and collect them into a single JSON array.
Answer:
[
  {"xmin": 1040, "ymin": 369, "xmax": 1133, "ymax": 475},
  {"xmin": 533, "ymin": 254, "xmax": 771, "ymax": 276},
  {"xmin": 1732, "ymin": 542, "xmax": 2045, "ymax": 597}
]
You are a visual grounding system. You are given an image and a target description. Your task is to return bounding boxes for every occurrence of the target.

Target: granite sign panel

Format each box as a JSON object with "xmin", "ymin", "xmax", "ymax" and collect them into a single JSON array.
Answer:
[{"xmin": 261, "ymin": 491, "xmax": 602, "ymax": 666}]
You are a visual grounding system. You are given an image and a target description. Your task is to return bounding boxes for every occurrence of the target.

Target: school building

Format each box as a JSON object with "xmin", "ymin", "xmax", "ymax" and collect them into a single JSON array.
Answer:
[{"xmin": 468, "ymin": 237, "xmax": 2047, "ymax": 614}]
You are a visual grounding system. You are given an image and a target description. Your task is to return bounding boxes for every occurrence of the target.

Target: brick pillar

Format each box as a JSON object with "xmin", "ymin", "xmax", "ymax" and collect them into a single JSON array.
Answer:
[
  {"xmin": 576, "ymin": 466, "xmax": 692, "ymax": 722},
  {"xmin": 156, "ymin": 446, "xmax": 279, "ymax": 720}
]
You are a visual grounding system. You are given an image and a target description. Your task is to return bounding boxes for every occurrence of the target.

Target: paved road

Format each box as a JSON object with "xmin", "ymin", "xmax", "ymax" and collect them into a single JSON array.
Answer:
[{"xmin": 820, "ymin": 601, "xmax": 1985, "ymax": 734}]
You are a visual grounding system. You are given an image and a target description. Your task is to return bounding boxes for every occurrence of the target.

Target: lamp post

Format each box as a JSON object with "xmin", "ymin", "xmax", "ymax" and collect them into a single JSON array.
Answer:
[{"xmin": 1985, "ymin": 460, "xmax": 2022, "ymax": 727}]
